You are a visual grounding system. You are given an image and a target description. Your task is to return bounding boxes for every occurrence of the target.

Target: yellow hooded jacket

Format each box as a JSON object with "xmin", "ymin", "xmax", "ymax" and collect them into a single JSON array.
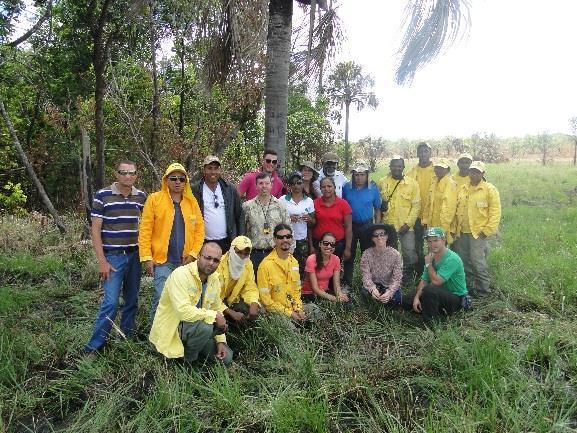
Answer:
[
  {"xmin": 423, "ymin": 175, "xmax": 458, "ymax": 243},
  {"xmin": 406, "ymin": 163, "xmax": 435, "ymax": 220},
  {"xmin": 257, "ymin": 249, "xmax": 302, "ymax": 316},
  {"xmin": 216, "ymin": 251, "xmax": 260, "ymax": 311},
  {"xmin": 139, "ymin": 163, "xmax": 204, "ymax": 263},
  {"xmin": 455, "ymin": 180, "xmax": 501, "ymax": 239},
  {"xmin": 149, "ymin": 261, "xmax": 226, "ymax": 358},
  {"xmin": 377, "ymin": 174, "xmax": 421, "ymax": 231}
]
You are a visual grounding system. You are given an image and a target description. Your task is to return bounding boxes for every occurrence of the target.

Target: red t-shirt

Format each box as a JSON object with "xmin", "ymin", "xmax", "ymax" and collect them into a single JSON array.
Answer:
[
  {"xmin": 237, "ymin": 170, "xmax": 284, "ymax": 200},
  {"xmin": 301, "ymin": 254, "xmax": 341, "ymax": 295},
  {"xmin": 312, "ymin": 197, "xmax": 352, "ymax": 241}
]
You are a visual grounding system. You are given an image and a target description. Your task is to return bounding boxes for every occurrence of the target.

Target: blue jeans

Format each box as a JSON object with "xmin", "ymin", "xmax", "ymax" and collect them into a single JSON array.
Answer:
[
  {"xmin": 150, "ymin": 262, "xmax": 178, "ymax": 323},
  {"xmin": 85, "ymin": 252, "xmax": 141, "ymax": 352}
]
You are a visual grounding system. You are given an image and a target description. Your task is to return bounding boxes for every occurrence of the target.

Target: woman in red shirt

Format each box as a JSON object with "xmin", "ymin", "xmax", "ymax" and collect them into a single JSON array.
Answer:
[
  {"xmin": 301, "ymin": 232, "xmax": 349, "ymax": 303},
  {"xmin": 313, "ymin": 177, "xmax": 353, "ymax": 261}
]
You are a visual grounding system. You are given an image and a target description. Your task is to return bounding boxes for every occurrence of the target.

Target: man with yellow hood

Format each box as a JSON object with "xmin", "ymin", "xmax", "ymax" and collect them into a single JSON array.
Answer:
[{"xmin": 139, "ymin": 163, "xmax": 205, "ymax": 321}]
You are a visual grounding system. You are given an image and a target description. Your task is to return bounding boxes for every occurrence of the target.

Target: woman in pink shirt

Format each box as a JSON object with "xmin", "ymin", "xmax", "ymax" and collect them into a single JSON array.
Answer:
[{"xmin": 301, "ymin": 232, "xmax": 349, "ymax": 303}]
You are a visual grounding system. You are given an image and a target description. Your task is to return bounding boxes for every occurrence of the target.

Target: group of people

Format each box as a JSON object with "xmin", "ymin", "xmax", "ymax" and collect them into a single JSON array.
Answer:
[{"xmin": 84, "ymin": 143, "xmax": 501, "ymax": 367}]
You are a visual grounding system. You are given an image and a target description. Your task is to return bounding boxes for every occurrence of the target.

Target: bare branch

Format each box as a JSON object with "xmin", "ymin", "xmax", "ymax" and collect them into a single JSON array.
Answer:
[{"xmin": 6, "ymin": 1, "xmax": 53, "ymax": 48}]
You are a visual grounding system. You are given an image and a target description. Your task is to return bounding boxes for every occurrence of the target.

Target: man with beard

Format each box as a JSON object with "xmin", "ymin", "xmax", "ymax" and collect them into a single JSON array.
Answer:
[
  {"xmin": 139, "ymin": 163, "xmax": 204, "ymax": 322},
  {"xmin": 313, "ymin": 152, "xmax": 348, "ymax": 198},
  {"xmin": 257, "ymin": 224, "xmax": 307, "ymax": 322},
  {"xmin": 216, "ymin": 236, "xmax": 261, "ymax": 323},
  {"xmin": 403, "ymin": 227, "xmax": 469, "ymax": 323},
  {"xmin": 149, "ymin": 242, "xmax": 233, "ymax": 365}
]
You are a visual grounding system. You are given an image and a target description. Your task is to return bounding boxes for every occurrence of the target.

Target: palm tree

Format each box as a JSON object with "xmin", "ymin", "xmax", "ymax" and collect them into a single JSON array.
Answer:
[
  {"xmin": 263, "ymin": 0, "xmax": 470, "ymax": 171},
  {"xmin": 326, "ymin": 61, "xmax": 378, "ymax": 170}
]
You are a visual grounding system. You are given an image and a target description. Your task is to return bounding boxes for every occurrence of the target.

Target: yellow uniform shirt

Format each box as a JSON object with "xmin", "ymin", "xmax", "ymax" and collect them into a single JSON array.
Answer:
[
  {"xmin": 376, "ymin": 175, "xmax": 421, "ymax": 231},
  {"xmin": 406, "ymin": 164, "xmax": 435, "ymax": 220},
  {"xmin": 455, "ymin": 180, "xmax": 501, "ymax": 239},
  {"xmin": 257, "ymin": 249, "xmax": 302, "ymax": 316},
  {"xmin": 216, "ymin": 252, "xmax": 260, "ymax": 311}
]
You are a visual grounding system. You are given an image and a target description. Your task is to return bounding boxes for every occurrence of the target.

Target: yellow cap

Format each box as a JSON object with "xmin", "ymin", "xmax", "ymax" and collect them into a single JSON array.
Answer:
[
  {"xmin": 433, "ymin": 158, "xmax": 451, "ymax": 169},
  {"xmin": 469, "ymin": 161, "xmax": 486, "ymax": 173},
  {"xmin": 231, "ymin": 236, "xmax": 252, "ymax": 251}
]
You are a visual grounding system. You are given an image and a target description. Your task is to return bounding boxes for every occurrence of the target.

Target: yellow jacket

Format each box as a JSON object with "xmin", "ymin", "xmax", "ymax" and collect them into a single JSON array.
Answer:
[
  {"xmin": 139, "ymin": 163, "xmax": 204, "ymax": 264},
  {"xmin": 455, "ymin": 180, "xmax": 501, "ymax": 239},
  {"xmin": 377, "ymin": 175, "xmax": 421, "ymax": 230},
  {"xmin": 149, "ymin": 261, "xmax": 226, "ymax": 359},
  {"xmin": 454, "ymin": 174, "xmax": 470, "ymax": 190},
  {"xmin": 406, "ymin": 163, "xmax": 435, "ymax": 219},
  {"xmin": 216, "ymin": 252, "xmax": 260, "ymax": 311},
  {"xmin": 257, "ymin": 249, "xmax": 302, "ymax": 316},
  {"xmin": 424, "ymin": 175, "xmax": 458, "ymax": 242}
]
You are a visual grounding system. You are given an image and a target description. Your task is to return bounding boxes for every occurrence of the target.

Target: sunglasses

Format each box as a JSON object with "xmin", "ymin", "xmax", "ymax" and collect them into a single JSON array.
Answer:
[
  {"xmin": 213, "ymin": 194, "xmax": 219, "ymax": 208},
  {"xmin": 291, "ymin": 180, "xmax": 303, "ymax": 186},
  {"xmin": 321, "ymin": 240, "xmax": 336, "ymax": 248},
  {"xmin": 265, "ymin": 158, "xmax": 278, "ymax": 165},
  {"xmin": 201, "ymin": 254, "xmax": 221, "ymax": 264},
  {"xmin": 168, "ymin": 176, "xmax": 186, "ymax": 183},
  {"xmin": 117, "ymin": 170, "xmax": 137, "ymax": 176},
  {"xmin": 275, "ymin": 234, "xmax": 293, "ymax": 240},
  {"xmin": 372, "ymin": 232, "xmax": 387, "ymax": 238}
]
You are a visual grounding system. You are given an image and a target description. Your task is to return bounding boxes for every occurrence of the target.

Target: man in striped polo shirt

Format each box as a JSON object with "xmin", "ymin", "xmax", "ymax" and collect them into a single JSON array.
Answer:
[{"xmin": 85, "ymin": 160, "xmax": 147, "ymax": 354}]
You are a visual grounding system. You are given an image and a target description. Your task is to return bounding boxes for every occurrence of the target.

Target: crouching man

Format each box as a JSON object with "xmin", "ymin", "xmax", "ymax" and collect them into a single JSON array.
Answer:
[
  {"xmin": 257, "ymin": 223, "xmax": 307, "ymax": 322},
  {"xmin": 403, "ymin": 227, "xmax": 470, "ymax": 323},
  {"xmin": 216, "ymin": 236, "xmax": 261, "ymax": 323},
  {"xmin": 149, "ymin": 242, "xmax": 233, "ymax": 365}
]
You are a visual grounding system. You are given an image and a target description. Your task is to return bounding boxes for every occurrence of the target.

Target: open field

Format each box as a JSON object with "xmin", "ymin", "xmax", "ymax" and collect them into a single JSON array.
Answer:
[{"xmin": 1, "ymin": 161, "xmax": 576, "ymax": 432}]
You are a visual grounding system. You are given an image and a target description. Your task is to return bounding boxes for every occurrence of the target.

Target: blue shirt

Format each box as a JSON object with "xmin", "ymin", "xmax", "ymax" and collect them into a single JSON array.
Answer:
[{"xmin": 342, "ymin": 181, "xmax": 382, "ymax": 222}]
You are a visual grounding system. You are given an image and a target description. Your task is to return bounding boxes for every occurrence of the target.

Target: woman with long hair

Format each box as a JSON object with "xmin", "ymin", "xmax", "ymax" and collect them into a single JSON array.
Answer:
[
  {"xmin": 299, "ymin": 161, "xmax": 319, "ymax": 199},
  {"xmin": 301, "ymin": 232, "xmax": 349, "ymax": 302}
]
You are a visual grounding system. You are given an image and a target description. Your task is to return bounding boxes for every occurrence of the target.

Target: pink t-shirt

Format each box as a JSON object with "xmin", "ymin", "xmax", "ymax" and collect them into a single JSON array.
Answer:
[
  {"xmin": 237, "ymin": 170, "xmax": 284, "ymax": 200},
  {"xmin": 301, "ymin": 254, "xmax": 340, "ymax": 295}
]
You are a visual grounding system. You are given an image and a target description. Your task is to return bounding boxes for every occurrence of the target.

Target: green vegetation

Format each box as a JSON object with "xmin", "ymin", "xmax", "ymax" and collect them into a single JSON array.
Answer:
[{"xmin": 1, "ymin": 161, "xmax": 576, "ymax": 432}]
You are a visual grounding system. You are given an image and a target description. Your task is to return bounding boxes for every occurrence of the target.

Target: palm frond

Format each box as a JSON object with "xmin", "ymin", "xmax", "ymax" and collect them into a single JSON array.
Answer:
[{"xmin": 395, "ymin": 0, "xmax": 470, "ymax": 85}]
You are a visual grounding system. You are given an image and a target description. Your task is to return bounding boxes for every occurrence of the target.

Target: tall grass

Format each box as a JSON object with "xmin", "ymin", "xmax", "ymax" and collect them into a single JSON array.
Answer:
[{"xmin": 0, "ymin": 162, "xmax": 576, "ymax": 431}]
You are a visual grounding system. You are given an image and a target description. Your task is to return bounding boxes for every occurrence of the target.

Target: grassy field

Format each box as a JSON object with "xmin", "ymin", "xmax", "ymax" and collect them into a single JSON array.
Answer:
[{"xmin": 1, "ymin": 161, "xmax": 576, "ymax": 432}]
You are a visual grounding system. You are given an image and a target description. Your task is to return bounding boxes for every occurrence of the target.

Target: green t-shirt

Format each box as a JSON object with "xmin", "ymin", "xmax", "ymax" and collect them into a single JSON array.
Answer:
[{"xmin": 421, "ymin": 249, "xmax": 467, "ymax": 296}]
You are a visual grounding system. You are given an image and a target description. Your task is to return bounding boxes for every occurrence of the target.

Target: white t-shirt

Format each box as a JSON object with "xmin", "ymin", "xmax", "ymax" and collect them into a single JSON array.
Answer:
[
  {"xmin": 313, "ymin": 170, "xmax": 348, "ymax": 198},
  {"xmin": 281, "ymin": 194, "xmax": 315, "ymax": 241},
  {"xmin": 202, "ymin": 183, "xmax": 227, "ymax": 240}
]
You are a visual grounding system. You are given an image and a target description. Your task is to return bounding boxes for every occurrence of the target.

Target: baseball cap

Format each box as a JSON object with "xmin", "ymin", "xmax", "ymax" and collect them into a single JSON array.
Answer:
[
  {"xmin": 231, "ymin": 236, "xmax": 252, "ymax": 251},
  {"xmin": 425, "ymin": 227, "xmax": 446, "ymax": 239},
  {"xmin": 322, "ymin": 152, "xmax": 339, "ymax": 163},
  {"xmin": 390, "ymin": 154, "xmax": 404, "ymax": 162},
  {"xmin": 203, "ymin": 155, "xmax": 221, "ymax": 166},
  {"xmin": 457, "ymin": 152, "xmax": 473, "ymax": 162},
  {"xmin": 417, "ymin": 142, "xmax": 431, "ymax": 150},
  {"xmin": 469, "ymin": 161, "xmax": 486, "ymax": 173},
  {"xmin": 433, "ymin": 158, "xmax": 451, "ymax": 169},
  {"xmin": 351, "ymin": 160, "xmax": 369, "ymax": 173},
  {"xmin": 164, "ymin": 162, "xmax": 187, "ymax": 177}
]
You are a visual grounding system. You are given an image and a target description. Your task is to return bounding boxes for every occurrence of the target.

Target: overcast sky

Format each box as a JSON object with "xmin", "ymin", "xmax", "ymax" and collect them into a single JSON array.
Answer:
[{"xmin": 302, "ymin": 0, "xmax": 577, "ymax": 141}]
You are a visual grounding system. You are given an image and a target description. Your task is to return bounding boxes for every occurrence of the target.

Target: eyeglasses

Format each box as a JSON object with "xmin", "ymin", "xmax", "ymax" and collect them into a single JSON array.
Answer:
[
  {"xmin": 168, "ymin": 176, "xmax": 186, "ymax": 183},
  {"xmin": 274, "ymin": 233, "xmax": 293, "ymax": 240},
  {"xmin": 117, "ymin": 170, "xmax": 137, "ymax": 176},
  {"xmin": 321, "ymin": 240, "xmax": 336, "ymax": 248},
  {"xmin": 200, "ymin": 254, "xmax": 221, "ymax": 264},
  {"xmin": 213, "ymin": 194, "xmax": 219, "ymax": 208},
  {"xmin": 265, "ymin": 158, "xmax": 278, "ymax": 165},
  {"xmin": 372, "ymin": 232, "xmax": 387, "ymax": 238}
]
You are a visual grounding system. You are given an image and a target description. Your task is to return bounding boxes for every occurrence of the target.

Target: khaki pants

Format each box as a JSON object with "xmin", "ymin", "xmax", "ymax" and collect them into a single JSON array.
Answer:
[
  {"xmin": 179, "ymin": 321, "xmax": 233, "ymax": 366},
  {"xmin": 452, "ymin": 233, "xmax": 490, "ymax": 294}
]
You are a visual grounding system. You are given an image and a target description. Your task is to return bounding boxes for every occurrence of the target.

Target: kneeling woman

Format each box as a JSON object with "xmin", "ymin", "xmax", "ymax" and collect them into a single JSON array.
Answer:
[
  {"xmin": 360, "ymin": 224, "xmax": 403, "ymax": 305},
  {"xmin": 301, "ymin": 232, "xmax": 349, "ymax": 303}
]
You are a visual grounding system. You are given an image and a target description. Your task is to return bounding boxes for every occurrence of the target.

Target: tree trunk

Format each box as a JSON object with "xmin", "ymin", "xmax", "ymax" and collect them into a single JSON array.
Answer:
[
  {"xmin": 264, "ymin": 0, "xmax": 293, "ymax": 175},
  {"xmin": 0, "ymin": 100, "xmax": 67, "ymax": 234},
  {"xmin": 149, "ymin": 0, "xmax": 160, "ymax": 163},
  {"xmin": 80, "ymin": 126, "xmax": 93, "ymax": 238},
  {"xmin": 344, "ymin": 100, "xmax": 350, "ymax": 171},
  {"xmin": 573, "ymin": 138, "xmax": 576, "ymax": 166},
  {"xmin": 94, "ymin": 60, "xmax": 106, "ymax": 189}
]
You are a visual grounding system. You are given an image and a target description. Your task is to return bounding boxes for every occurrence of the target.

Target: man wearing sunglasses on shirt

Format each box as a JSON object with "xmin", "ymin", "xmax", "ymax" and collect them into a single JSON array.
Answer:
[
  {"xmin": 149, "ymin": 242, "xmax": 233, "ymax": 366},
  {"xmin": 257, "ymin": 224, "xmax": 307, "ymax": 322},
  {"xmin": 192, "ymin": 155, "xmax": 244, "ymax": 253},
  {"xmin": 139, "ymin": 163, "xmax": 205, "ymax": 322},
  {"xmin": 237, "ymin": 149, "xmax": 284, "ymax": 201},
  {"xmin": 84, "ymin": 160, "xmax": 147, "ymax": 354}
]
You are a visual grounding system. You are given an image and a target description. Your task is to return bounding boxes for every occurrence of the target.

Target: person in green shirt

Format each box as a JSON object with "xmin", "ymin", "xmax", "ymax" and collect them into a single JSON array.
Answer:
[{"xmin": 403, "ymin": 227, "xmax": 469, "ymax": 323}]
